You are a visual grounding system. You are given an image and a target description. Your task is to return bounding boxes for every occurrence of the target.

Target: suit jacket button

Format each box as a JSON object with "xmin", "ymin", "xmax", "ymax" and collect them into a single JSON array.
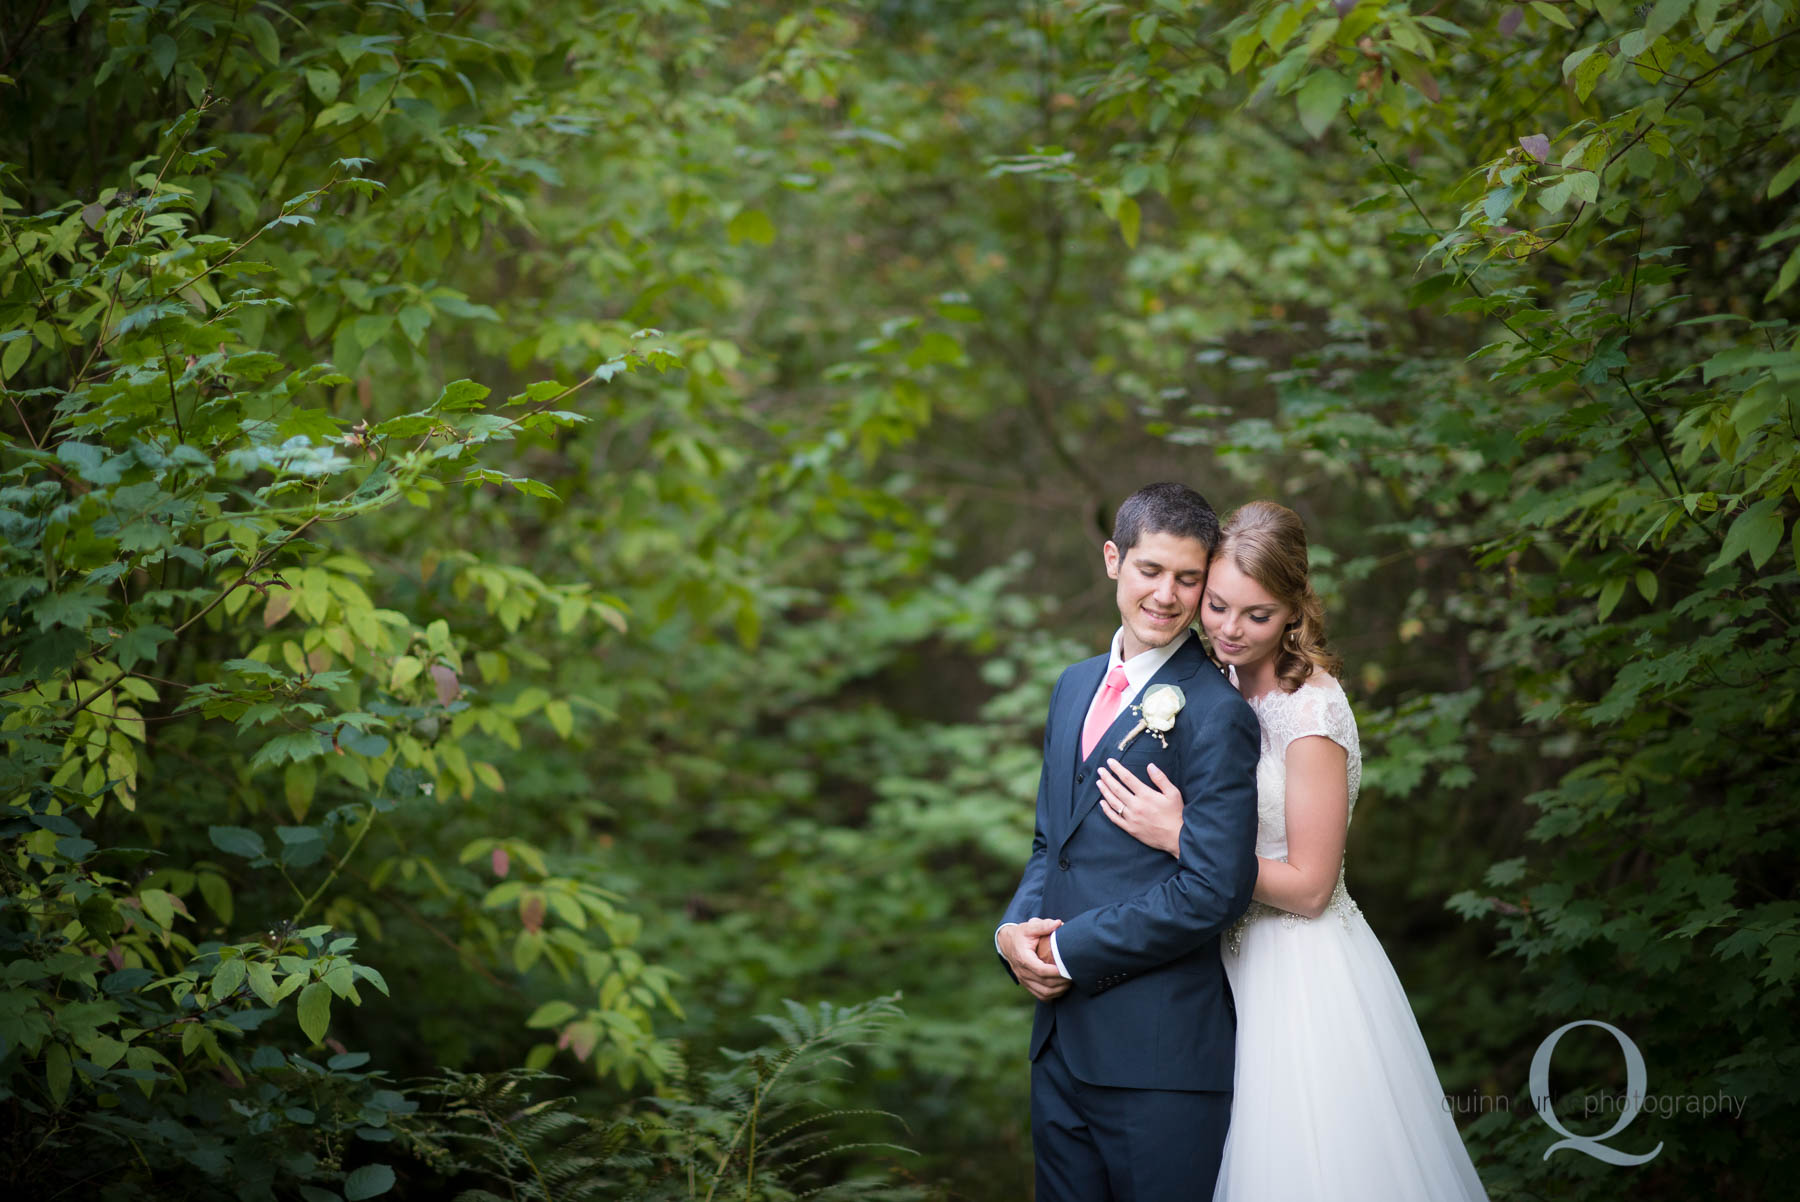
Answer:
[
  {"xmin": 1076, "ymin": 771, "xmax": 1086, "ymax": 784},
  {"xmin": 1058, "ymin": 857, "xmax": 1070, "ymax": 870}
]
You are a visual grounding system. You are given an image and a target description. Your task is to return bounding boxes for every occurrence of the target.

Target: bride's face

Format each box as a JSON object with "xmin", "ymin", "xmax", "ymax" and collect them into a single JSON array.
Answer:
[{"xmin": 1201, "ymin": 558, "xmax": 1293, "ymax": 671}]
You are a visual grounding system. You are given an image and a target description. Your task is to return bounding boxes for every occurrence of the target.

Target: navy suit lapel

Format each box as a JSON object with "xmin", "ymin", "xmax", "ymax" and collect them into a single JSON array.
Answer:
[
  {"xmin": 1051, "ymin": 656, "xmax": 1105, "ymax": 842},
  {"xmin": 1060, "ymin": 633, "xmax": 1214, "ymax": 851}
]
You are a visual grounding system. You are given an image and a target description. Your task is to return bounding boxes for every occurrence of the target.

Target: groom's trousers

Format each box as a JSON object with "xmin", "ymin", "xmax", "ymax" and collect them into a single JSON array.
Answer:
[{"xmin": 1031, "ymin": 1031, "xmax": 1231, "ymax": 1202}]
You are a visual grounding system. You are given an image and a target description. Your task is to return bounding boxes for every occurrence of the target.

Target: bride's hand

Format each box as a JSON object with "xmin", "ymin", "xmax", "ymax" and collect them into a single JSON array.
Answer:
[{"xmin": 1097, "ymin": 760, "xmax": 1184, "ymax": 857}]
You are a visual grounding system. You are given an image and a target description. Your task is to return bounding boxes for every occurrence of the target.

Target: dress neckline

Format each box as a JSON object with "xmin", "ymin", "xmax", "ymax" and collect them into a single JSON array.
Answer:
[
  {"xmin": 1231, "ymin": 664, "xmax": 1341, "ymax": 708},
  {"xmin": 1227, "ymin": 663, "xmax": 1283, "ymax": 706}
]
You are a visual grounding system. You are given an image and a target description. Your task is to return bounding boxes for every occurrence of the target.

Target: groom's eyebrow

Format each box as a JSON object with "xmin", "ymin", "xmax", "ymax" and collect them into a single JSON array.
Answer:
[{"xmin": 1137, "ymin": 557, "xmax": 1204, "ymax": 581}]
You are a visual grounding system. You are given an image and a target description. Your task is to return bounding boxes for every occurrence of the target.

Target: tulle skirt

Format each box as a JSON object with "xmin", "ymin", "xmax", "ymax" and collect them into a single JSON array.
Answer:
[{"xmin": 1214, "ymin": 901, "xmax": 1489, "ymax": 1202}]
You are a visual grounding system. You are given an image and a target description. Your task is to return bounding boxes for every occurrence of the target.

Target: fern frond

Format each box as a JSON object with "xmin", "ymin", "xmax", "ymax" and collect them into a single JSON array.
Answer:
[{"xmin": 410, "ymin": 996, "xmax": 914, "ymax": 1202}]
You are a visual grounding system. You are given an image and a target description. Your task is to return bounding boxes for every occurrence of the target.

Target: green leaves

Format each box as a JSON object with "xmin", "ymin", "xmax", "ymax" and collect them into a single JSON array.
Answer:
[
  {"xmin": 212, "ymin": 955, "xmax": 247, "ymax": 1001},
  {"xmin": 244, "ymin": 13, "xmax": 280, "ymax": 64},
  {"xmin": 343, "ymin": 1165, "xmax": 396, "ymax": 1200},
  {"xmin": 109, "ymin": 623, "xmax": 173, "ymax": 670},
  {"xmin": 1537, "ymin": 169, "xmax": 1599, "ymax": 212},
  {"xmin": 305, "ymin": 65, "xmax": 341, "ymax": 103},
  {"xmin": 1096, "ymin": 187, "xmax": 1141, "ymax": 247},
  {"xmin": 727, "ymin": 207, "xmax": 777, "ymax": 246},
  {"xmin": 1115, "ymin": 195, "xmax": 1141, "ymax": 248},
  {"xmin": 1709, "ymin": 497, "xmax": 1787, "ymax": 572},
  {"xmin": 0, "ymin": 1, "xmax": 712, "ymax": 1194},
  {"xmin": 278, "ymin": 824, "xmax": 327, "ymax": 868},
  {"xmin": 296, "ymin": 981, "xmax": 332, "ymax": 1044},
  {"xmin": 526, "ymin": 1000, "xmax": 578, "ymax": 1028},
  {"xmin": 138, "ymin": 888, "xmax": 177, "ymax": 931},
  {"xmin": 1, "ymin": 330, "xmax": 31, "ymax": 377},
  {"xmin": 149, "ymin": 34, "xmax": 178, "ymax": 79},
  {"xmin": 1296, "ymin": 70, "xmax": 1353, "ymax": 140},
  {"xmin": 6, "ymin": 0, "xmax": 1793, "ymax": 1196},
  {"xmin": 31, "ymin": 589, "xmax": 109, "ymax": 631},
  {"xmin": 208, "ymin": 826, "xmax": 267, "ymax": 858},
  {"xmin": 44, "ymin": 1044, "xmax": 72, "ymax": 1104},
  {"xmin": 1770, "ymin": 153, "xmax": 1800, "ymax": 201},
  {"xmin": 56, "ymin": 440, "xmax": 124, "ymax": 484},
  {"xmin": 1482, "ymin": 184, "xmax": 1516, "ymax": 222},
  {"xmin": 250, "ymin": 732, "xmax": 325, "ymax": 769},
  {"xmin": 1563, "ymin": 46, "xmax": 1612, "ymax": 101},
  {"xmin": 1531, "ymin": 1, "xmax": 1576, "ymax": 30},
  {"xmin": 1597, "ymin": 575, "xmax": 1628, "ymax": 619},
  {"xmin": 1228, "ymin": 27, "xmax": 1261, "ymax": 73},
  {"xmin": 1050, "ymin": 7, "xmax": 1800, "ymax": 1198},
  {"xmin": 247, "ymin": 960, "xmax": 279, "ymax": 1006},
  {"xmin": 1643, "ymin": 0, "xmax": 1695, "ymax": 40},
  {"xmin": 434, "ymin": 378, "xmax": 490, "ymax": 411}
]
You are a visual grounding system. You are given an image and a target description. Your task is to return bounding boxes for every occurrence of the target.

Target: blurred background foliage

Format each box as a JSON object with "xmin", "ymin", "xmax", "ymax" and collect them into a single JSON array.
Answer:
[{"xmin": 2, "ymin": 0, "xmax": 1796, "ymax": 1198}]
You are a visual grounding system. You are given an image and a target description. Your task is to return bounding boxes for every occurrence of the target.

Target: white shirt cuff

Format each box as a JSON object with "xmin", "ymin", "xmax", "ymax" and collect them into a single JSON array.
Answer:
[{"xmin": 996, "ymin": 922, "xmax": 1073, "ymax": 982}]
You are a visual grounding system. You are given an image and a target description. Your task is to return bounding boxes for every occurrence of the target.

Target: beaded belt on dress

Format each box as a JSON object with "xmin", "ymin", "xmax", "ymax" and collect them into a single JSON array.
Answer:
[{"xmin": 1225, "ymin": 866, "xmax": 1361, "ymax": 956}]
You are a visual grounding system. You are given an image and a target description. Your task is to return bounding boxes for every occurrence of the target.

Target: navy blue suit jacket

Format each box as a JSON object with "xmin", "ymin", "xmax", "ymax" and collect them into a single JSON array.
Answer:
[{"xmin": 1000, "ymin": 631, "xmax": 1260, "ymax": 1091}]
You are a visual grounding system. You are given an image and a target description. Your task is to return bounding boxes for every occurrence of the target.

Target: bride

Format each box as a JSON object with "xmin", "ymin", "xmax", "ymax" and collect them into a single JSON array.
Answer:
[{"xmin": 1093, "ymin": 501, "xmax": 1489, "ymax": 1201}]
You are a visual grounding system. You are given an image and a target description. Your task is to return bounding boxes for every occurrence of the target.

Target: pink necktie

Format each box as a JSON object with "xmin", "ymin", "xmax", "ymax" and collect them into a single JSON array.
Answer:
[{"xmin": 1081, "ymin": 666, "xmax": 1131, "ymax": 761}]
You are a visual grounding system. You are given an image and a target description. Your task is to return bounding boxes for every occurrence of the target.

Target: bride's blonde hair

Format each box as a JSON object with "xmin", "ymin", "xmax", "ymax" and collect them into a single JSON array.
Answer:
[{"xmin": 1215, "ymin": 501, "xmax": 1342, "ymax": 693}]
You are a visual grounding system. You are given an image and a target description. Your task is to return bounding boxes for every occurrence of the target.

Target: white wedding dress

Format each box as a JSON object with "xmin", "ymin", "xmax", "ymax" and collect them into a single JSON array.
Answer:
[{"xmin": 1214, "ymin": 672, "xmax": 1488, "ymax": 1201}]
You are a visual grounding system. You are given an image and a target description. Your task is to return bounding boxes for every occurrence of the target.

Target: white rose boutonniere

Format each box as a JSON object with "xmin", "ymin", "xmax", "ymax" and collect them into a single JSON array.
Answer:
[{"xmin": 1118, "ymin": 683, "xmax": 1186, "ymax": 752}]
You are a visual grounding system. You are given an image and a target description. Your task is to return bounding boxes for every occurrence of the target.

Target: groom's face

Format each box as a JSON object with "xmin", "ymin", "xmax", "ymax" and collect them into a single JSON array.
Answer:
[{"xmin": 1104, "ymin": 530, "xmax": 1210, "ymax": 660}]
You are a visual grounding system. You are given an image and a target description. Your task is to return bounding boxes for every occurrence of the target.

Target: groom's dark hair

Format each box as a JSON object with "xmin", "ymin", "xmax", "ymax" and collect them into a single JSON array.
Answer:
[{"xmin": 1111, "ymin": 482, "xmax": 1221, "ymax": 555}]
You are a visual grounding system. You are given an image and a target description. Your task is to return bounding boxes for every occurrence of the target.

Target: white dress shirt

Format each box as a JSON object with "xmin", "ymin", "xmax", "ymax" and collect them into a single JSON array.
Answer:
[
  {"xmin": 1001, "ymin": 627, "xmax": 1195, "ymax": 981},
  {"xmin": 1079, "ymin": 626, "xmax": 1193, "ymax": 752}
]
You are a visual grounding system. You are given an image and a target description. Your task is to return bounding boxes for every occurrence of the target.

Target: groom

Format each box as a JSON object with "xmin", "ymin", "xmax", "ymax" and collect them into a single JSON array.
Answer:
[{"xmin": 996, "ymin": 482, "xmax": 1260, "ymax": 1201}]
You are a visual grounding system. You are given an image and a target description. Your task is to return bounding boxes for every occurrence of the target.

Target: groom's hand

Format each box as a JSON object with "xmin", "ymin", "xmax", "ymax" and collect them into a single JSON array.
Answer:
[{"xmin": 999, "ymin": 918, "xmax": 1071, "ymax": 1001}]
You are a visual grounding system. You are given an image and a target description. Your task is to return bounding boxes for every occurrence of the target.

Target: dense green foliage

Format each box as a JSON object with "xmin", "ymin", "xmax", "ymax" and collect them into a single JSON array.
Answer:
[
  {"xmin": 3, "ymin": 1, "xmax": 1796, "ymax": 1198},
  {"xmin": 1076, "ymin": 2, "xmax": 1800, "ymax": 1195}
]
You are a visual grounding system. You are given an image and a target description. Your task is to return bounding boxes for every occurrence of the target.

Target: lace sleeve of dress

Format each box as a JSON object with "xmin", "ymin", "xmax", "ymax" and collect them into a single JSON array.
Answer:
[{"xmin": 1282, "ymin": 677, "xmax": 1356, "ymax": 757}]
